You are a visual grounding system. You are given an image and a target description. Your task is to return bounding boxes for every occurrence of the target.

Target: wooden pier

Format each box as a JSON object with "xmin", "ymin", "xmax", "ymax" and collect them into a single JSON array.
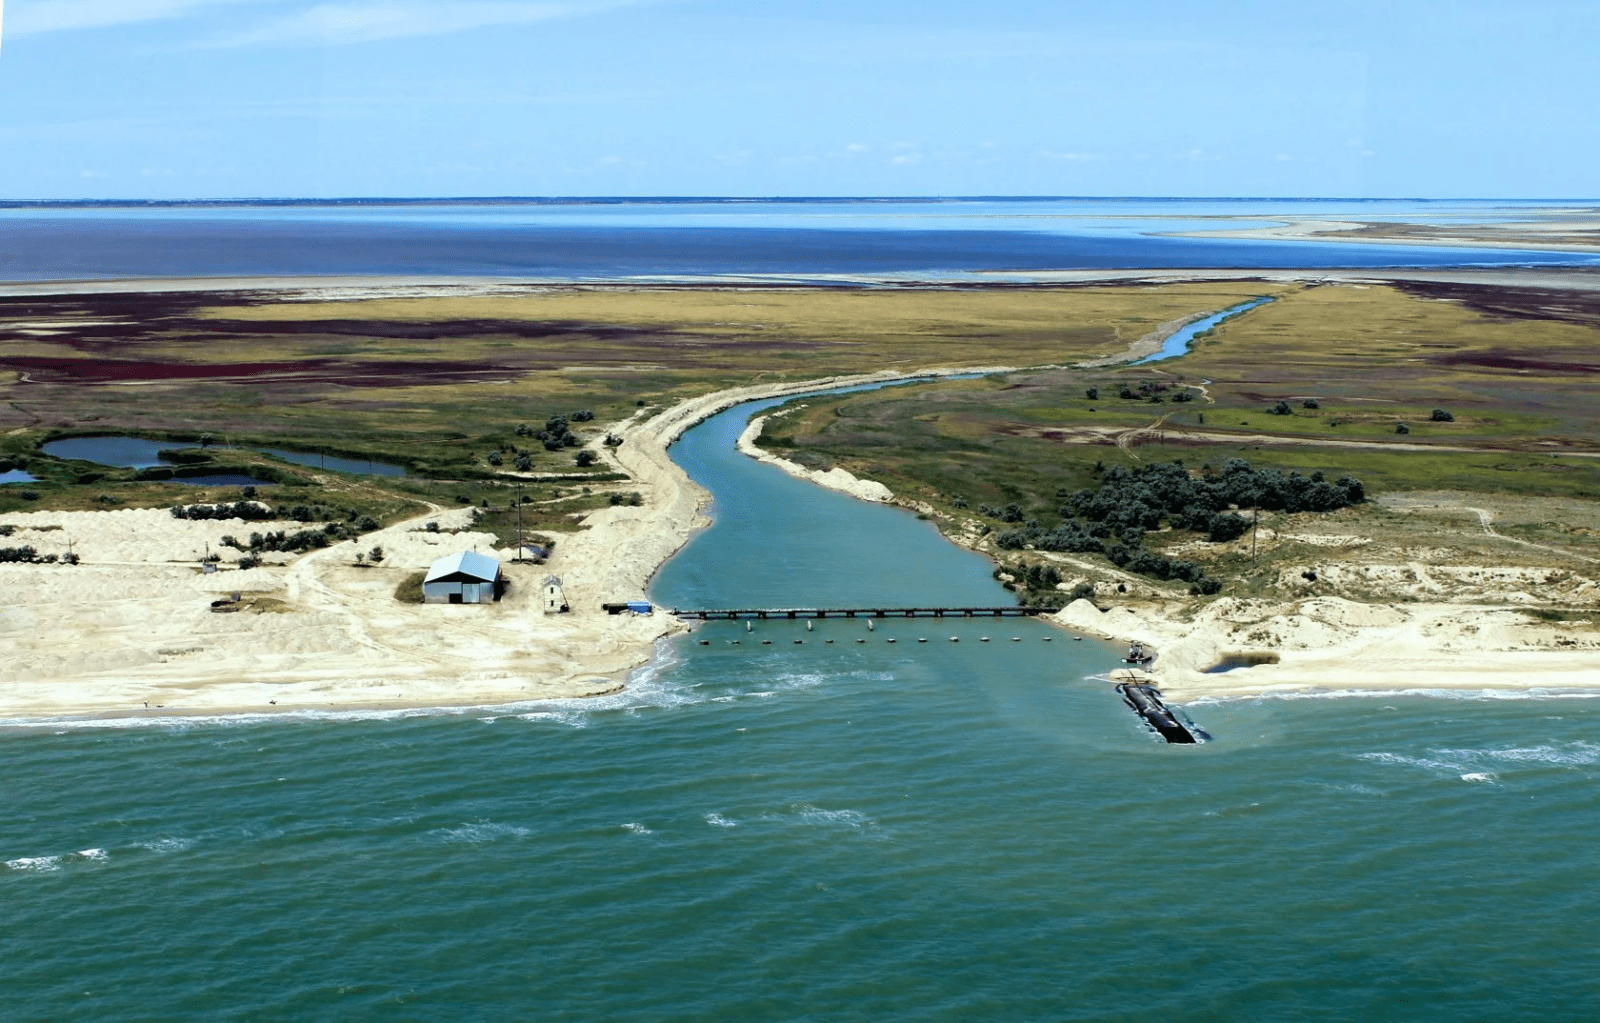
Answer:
[{"xmin": 671, "ymin": 606, "xmax": 1056, "ymax": 620}]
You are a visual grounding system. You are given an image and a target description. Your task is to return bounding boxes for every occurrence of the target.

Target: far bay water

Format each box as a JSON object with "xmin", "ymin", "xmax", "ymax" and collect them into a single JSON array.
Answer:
[
  {"xmin": 6, "ymin": 385, "xmax": 1600, "ymax": 1020},
  {"xmin": 3, "ymin": 197, "xmax": 1598, "ymax": 281}
]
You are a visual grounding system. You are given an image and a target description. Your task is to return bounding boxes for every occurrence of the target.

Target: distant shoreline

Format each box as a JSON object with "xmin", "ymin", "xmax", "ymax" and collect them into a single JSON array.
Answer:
[{"xmin": 5, "ymin": 265, "xmax": 1600, "ymax": 300}]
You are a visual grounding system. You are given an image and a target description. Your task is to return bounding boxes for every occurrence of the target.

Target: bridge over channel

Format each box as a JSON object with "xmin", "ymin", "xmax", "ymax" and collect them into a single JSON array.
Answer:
[{"xmin": 671, "ymin": 607, "xmax": 1057, "ymax": 621}]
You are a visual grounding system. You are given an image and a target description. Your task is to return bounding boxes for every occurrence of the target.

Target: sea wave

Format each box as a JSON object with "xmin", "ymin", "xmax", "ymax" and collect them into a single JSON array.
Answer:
[
  {"xmin": 1189, "ymin": 686, "xmax": 1600, "ymax": 707},
  {"xmin": 434, "ymin": 821, "xmax": 532, "ymax": 845},
  {"xmin": 789, "ymin": 803, "xmax": 872, "ymax": 829},
  {"xmin": 137, "ymin": 837, "xmax": 196, "ymax": 854},
  {"xmin": 4, "ymin": 848, "xmax": 110, "ymax": 872},
  {"xmin": 1358, "ymin": 741, "xmax": 1600, "ymax": 778}
]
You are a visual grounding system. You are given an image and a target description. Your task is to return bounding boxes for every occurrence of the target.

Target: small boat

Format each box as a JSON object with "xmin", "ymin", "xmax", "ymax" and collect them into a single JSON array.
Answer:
[{"xmin": 1123, "ymin": 640, "xmax": 1155, "ymax": 665}]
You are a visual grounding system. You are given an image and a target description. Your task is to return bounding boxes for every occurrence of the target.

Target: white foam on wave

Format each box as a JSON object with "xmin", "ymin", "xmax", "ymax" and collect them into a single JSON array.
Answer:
[
  {"xmin": 138, "ymin": 837, "xmax": 196, "ymax": 854},
  {"xmin": 704, "ymin": 813, "xmax": 737, "ymax": 828},
  {"xmin": 434, "ymin": 821, "xmax": 532, "ymax": 845},
  {"xmin": 4, "ymin": 847, "xmax": 113, "ymax": 872},
  {"xmin": 1440, "ymin": 742, "xmax": 1600, "ymax": 766},
  {"xmin": 514, "ymin": 710, "xmax": 589, "ymax": 729},
  {"xmin": 621, "ymin": 822, "xmax": 653, "ymax": 835},
  {"xmin": 790, "ymin": 803, "xmax": 872, "ymax": 828},
  {"xmin": 1190, "ymin": 686, "xmax": 1600, "ymax": 707},
  {"xmin": 1359, "ymin": 741, "xmax": 1600, "ymax": 780}
]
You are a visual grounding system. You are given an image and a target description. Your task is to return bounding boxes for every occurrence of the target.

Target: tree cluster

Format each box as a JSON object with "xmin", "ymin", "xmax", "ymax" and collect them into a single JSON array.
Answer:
[
  {"xmin": 991, "ymin": 459, "xmax": 1363, "ymax": 595},
  {"xmin": 513, "ymin": 412, "xmax": 592, "ymax": 452},
  {"xmin": 1117, "ymin": 380, "xmax": 1172, "ymax": 403},
  {"xmin": 221, "ymin": 522, "xmax": 358, "ymax": 556},
  {"xmin": 0, "ymin": 545, "xmax": 57, "ymax": 564},
  {"xmin": 170, "ymin": 501, "xmax": 377, "ymax": 529},
  {"xmin": 170, "ymin": 501, "xmax": 276, "ymax": 522}
]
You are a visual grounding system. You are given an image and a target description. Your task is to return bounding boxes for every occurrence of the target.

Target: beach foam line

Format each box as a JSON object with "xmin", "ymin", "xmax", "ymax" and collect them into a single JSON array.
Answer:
[{"xmin": 1186, "ymin": 686, "xmax": 1600, "ymax": 707}]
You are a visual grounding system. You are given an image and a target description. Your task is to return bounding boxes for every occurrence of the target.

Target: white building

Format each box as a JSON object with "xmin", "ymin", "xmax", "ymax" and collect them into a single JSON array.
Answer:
[
  {"xmin": 423, "ymin": 551, "xmax": 502, "ymax": 604},
  {"xmin": 542, "ymin": 575, "xmax": 569, "ymax": 614}
]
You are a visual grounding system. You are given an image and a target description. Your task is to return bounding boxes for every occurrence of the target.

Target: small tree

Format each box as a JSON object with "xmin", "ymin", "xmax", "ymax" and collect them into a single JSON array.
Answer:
[
  {"xmin": 1430, "ymin": 408, "xmax": 1454, "ymax": 422},
  {"xmin": 1271, "ymin": 400, "xmax": 1292, "ymax": 416},
  {"xmin": 369, "ymin": 546, "xmax": 385, "ymax": 563},
  {"xmin": 1302, "ymin": 398, "xmax": 1320, "ymax": 409},
  {"xmin": 574, "ymin": 449, "xmax": 597, "ymax": 467},
  {"xmin": 514, "ymin": 453, "xmax": 533, "ymax": 471},
  {"xmin": 1395, "ymin": 422, "xmax": 1410, "ymax": 434},
  {"xmin": 355, "ymin": 551, "xmax": 366, "ymax": 566},
  {"xmin": 1085, "ymin": 387, "xmax": 1099, "ymax": 400},
  {"xmin": 487, "ymin": 451, "xmax": 504, "ymax": 466}
]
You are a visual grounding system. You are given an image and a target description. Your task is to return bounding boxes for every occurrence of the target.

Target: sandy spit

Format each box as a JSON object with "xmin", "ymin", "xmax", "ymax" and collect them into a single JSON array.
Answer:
[
  {"xmin": 0, "ymin": 366, "xmax": 1009, "ymax": 723},
  {"xmin": 1052, "ymin": 597, "xmax": 1600, "ymax": 703}
]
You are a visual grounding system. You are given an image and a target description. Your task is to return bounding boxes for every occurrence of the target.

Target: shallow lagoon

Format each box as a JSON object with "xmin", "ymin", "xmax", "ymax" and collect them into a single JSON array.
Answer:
[{"xmin": 40, "ymin": 435, "xmax": 407, "ymax": 477}]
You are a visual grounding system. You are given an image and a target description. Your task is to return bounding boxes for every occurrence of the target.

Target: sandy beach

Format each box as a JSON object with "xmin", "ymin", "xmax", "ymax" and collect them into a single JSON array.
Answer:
[
  {"xmin": 5, "ymin": 300, "xmax": 1599, "ymax": 718},
  {"xmin": 0, "ymin": 365, "xmax": 1010, "ymax": 721},
  {"xmin": 731, "ymin": 403, "xmax": 1600, "ymax": 705}
]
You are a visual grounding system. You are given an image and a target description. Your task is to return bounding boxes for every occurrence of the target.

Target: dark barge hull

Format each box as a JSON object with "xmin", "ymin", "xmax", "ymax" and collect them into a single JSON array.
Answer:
[{"xmin": 1116, "ymin": 683, "xmax": 1206, "ymax": 745}]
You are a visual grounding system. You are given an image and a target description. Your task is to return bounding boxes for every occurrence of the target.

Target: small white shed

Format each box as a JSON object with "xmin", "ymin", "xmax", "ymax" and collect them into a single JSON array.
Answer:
[
  {"xmin": 424, "ymin": 550, "xmax": 502, "ymax": 604},
  {"xmin": 542, "ymin": 575, "xmax": 569, "ymax": 614}
]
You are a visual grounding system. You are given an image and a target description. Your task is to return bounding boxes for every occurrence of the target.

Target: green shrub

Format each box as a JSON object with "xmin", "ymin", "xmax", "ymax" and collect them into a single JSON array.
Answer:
[{"xmin": 394, "ymin": 571, "xmax": 426, "ymax": 604}]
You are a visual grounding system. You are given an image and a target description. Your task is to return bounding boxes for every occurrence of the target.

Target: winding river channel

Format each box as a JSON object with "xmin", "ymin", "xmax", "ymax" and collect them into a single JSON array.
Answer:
[{"xmin": 7, "ymin": 384, "xmax": 1600, "ymax": 1021}]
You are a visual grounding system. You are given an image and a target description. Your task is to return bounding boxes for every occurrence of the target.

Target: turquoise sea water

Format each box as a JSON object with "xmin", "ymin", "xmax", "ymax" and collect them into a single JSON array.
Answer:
[{"xmin": 7, "ymin": 394, "xmax": 1600, "ymax": 1021}]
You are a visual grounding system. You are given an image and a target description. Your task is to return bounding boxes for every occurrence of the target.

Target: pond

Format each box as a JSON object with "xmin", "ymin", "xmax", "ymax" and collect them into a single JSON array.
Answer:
[
  {"xmin": 41, "ymin": 435, "xmax": 172, "ymax": 468},
  {"xmin": 40, "ymin": 435, "xmax": 407, "ymax": 476},
  {"xmin": 0, "ymin": 469, "xmax": 38, "ymax": 484}
]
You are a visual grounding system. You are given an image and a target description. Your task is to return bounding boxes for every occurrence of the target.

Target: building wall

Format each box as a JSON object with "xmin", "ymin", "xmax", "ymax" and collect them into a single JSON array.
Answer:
[{"xmin": 423, "ymin": 581, "xmax": 493, "ymax": 604}]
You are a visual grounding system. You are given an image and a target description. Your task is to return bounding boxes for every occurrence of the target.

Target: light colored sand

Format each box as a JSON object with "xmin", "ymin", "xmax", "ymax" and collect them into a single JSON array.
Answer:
[
  {"xmin": 0, "ymin": 365, "xmax": 1009, "ymax": 721},
  {"xmin": 1053, "ymin": 596, "xmax": 1600, "ymax": 702},
  {"xmin": 7, "ymin": 356, "xmax": 1599, "ymax": 719},
  {"xmin": 736, "ymin": 414, "xmax": 893, "ymax": 503},
  {"xmin": 1161, "ymin": 213, "xmax": 1600, "ymax": 254}
]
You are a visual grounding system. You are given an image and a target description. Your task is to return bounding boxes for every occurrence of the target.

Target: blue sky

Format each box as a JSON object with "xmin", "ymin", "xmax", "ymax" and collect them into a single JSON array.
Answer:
[{"xmin": 1, "ymin": 0, "xmax": 1594, "ymax": 199}]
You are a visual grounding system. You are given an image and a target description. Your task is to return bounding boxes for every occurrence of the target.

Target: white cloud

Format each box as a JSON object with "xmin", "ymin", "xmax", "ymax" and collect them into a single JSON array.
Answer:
[
  {"xmin": 199, "ymin": 0, "xmax": 639, "ymax": 47},
  {"xmin": 5, "ymin": 0, "xmax": 275, "ymax": 37}
]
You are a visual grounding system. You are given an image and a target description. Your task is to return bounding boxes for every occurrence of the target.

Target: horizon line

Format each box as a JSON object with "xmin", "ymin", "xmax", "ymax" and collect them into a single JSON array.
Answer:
[{"xmin": 5, "ymin": 195, "xmax": 1598, "ymax": 209}]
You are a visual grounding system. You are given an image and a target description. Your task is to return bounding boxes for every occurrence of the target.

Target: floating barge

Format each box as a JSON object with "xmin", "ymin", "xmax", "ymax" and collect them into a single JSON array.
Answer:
[{"xmin": 1110, "ymin": 669, "xmax": 1209, "ymax": 745}]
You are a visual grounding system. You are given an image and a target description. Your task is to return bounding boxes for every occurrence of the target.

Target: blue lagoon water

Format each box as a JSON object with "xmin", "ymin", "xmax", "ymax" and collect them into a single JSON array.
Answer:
[
  {"xmin": 2, "ymin": 197, "xmax": 1596, "ymax": 281},
  {"xmin": 7, "ymin": 390, "xmax": 1600, "ymax": 1021},
  {"xmin": 1134, "ymin": 296, "xmax": 1277, "ymax": 364},
  {"xmin": 40, "ymin": 436, "xmax": 406, "ymax": 477}
]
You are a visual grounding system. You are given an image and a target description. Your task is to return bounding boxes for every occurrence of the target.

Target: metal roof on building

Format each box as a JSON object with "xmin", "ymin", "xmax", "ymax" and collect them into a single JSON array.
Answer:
[{"xmin": 425, "ymin": 550, "xmax": 501, "ymax": 584}]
